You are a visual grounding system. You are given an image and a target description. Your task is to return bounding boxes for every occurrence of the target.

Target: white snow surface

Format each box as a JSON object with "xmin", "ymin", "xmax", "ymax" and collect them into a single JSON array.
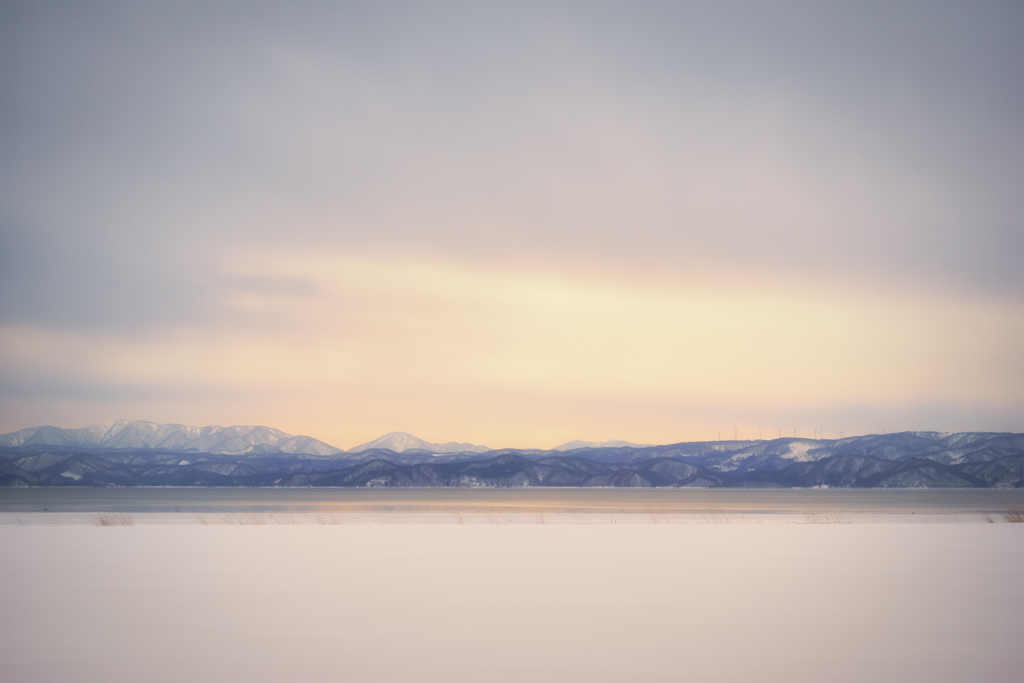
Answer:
[
  {"xmin": 785, "ymin": 439, "xmax": 818, "ymax": 462},
  {"xmin": 0, "ymin": 524, "xmax": 1020, "ymax": 683}
]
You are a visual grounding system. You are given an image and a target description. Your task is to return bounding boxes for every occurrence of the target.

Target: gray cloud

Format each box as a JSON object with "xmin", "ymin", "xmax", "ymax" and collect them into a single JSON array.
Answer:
[{"xmin": 2, "ymin": 1, "xmax": 1023, "ymax": 333}]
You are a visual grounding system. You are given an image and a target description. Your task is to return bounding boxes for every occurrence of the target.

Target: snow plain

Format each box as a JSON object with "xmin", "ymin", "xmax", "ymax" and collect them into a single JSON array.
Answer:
[{"xmin": 1, "ymin": 522, "xmax": 1022, "ymax": 683}]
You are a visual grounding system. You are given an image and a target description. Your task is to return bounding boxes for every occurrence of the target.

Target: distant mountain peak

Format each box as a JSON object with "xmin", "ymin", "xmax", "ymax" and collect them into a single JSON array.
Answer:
[
  {"xmin": 349, "ymin": 431, "xmax": 488, "ymax": 454},
  {"xmin": 554, "ymin": 439, "xmax": 654, "ymax": 451}
]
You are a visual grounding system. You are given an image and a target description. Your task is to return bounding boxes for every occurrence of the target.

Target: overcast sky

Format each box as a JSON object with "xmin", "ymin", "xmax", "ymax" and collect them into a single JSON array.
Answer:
[{"xmin": 2, "ymin": 1, "xmax": 1022, "ymax": 448}]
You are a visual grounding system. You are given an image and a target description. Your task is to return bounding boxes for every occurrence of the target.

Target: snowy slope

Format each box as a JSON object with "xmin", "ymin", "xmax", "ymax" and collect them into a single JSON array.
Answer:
[
  {"xmin": 348, "ymin": 431, "xmax": 488, "ymax": 454},
  {"xmin": 0, "ymin": 420, "xmax": 344, "ymax": 455},
  {"xmin": 554, "ymin": 439, "xmax": 654, "ymax": 451}
]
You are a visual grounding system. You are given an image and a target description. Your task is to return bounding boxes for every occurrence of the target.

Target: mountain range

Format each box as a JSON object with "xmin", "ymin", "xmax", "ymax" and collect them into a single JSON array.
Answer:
[
  {"xmin": 0, "ymin": 419, "xmax": 343, "ymax": 456},
  {"xmin": 1, "ymin": 421, "xmax": 1023, "ymax": 488},
  {"xmin": 0, "ymin": 421, "xmax": 491, "ymax": 455}
]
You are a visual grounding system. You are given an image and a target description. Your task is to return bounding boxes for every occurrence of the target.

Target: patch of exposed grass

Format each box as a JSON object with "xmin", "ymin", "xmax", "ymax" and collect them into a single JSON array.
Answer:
[
  {"xmin": 314, "ymin": 513, "xmax": 343, "ymax": 525},
  {"xmin": 700, "ymin": 509, "xmax": 731, "ymax": 524},
  {"xmin": 223, "ymin": 513, "xmax": 270, "ymax": 525},
  {"xmin": 96, "ymin": 513, "xmax": 133, "ymax": 526},
  {"xmin": 1004, "ymin": 506, "xmax": 1024, "ymax": 523},
  {"xmin": 804, "ymin": 512, "xmax": 851, "ymax": 524}
]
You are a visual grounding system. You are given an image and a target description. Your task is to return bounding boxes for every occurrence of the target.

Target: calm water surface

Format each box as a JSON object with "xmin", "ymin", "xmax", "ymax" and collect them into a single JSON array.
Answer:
[{"xmin": 2, "ymin": 487, "xmax": 1023, "ymax": 514}]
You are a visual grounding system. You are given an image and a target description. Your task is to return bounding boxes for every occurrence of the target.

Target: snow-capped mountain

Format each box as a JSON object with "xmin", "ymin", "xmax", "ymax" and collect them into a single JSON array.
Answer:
[
  {"xmin": 0, "ymin": 419, "xmax": 343, "ymax": 456},
  {"xmin": 554, "ymin": 439, "xmax": 655, "ymax": 451},
  {"xmin": 348, "ymin": 431, "xmax": 488, "ymax": 454}
]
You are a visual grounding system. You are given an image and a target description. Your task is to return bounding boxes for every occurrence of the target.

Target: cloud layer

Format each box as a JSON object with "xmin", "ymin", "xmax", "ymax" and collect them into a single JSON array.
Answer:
[{"xmin": 2, "ymin": 2, "xmax": 1022, "ymax": 446}]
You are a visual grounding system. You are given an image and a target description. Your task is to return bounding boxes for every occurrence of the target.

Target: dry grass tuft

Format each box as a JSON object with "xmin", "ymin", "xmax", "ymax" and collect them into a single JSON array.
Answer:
[
  {"xmin": 247, "ymin": 513, "xmax": 272, "ymax": 525},
  {"xmin": 804, "ymin": 512, "xmax": 851, "ymax": 524},
  {"xmin": 981, "ymin": 513, "xmax": 995, "ymax": 523},
  {"xmin": 1003, "ymin": 506, "xmax": 1024, "ymax": 523},
  {"xmin": 96, "ymin": 513, "xmax": 133, "ymax": 526},
  {"xmin": 194, "ymin": 514, "xmax": 208, "ymax": 525},
  {"xmin": 314, "ymin": 513, "xmax": 343, "ymax": 525},
  {"xmin": 699, "ymin": 510, "xmax": 731, "ymax": 524},
  {"xmin": 224, "ymin": 513, "xmax": 270, "ymax": 525}
]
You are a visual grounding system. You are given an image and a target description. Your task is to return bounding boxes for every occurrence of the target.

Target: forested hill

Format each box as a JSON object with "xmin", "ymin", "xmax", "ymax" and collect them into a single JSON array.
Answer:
[{"xmin": 2, "ymin": 429, "xmax": 1022, "ymax": 488}]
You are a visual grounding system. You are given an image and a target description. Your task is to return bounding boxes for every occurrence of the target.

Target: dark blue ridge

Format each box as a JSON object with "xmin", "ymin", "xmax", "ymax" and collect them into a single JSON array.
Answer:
[{"xmin": 2, "ymin": 431, "xmax": 1023, "ymax": 488}]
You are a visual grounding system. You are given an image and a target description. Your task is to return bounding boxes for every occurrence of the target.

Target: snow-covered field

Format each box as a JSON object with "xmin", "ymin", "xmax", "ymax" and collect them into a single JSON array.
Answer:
[{"xmin": 1, "ymin": 523, "xmax": 1021, "ymax": 683}]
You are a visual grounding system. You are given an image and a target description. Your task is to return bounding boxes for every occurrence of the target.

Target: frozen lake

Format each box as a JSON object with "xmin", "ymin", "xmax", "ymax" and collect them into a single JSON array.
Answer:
[
  {"xmin": 1, "ymin": 523, "xmax": 1022, "ymax": 683},
  {"xmin": 2, "ymin": 490, "xmax": 1022, "ymax": 682}
]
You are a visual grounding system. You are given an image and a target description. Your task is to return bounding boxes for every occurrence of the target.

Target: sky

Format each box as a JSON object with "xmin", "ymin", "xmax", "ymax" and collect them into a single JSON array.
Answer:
[{"xmin": 1, "ymin": 1, "xmax": 1023, "ymax": 449}]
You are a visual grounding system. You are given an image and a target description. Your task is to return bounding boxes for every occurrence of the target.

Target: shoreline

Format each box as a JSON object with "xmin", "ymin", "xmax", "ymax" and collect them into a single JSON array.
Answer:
[{"xmin": 3, "ymin": 510, "xmax": 1020, "ymax": 525}]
